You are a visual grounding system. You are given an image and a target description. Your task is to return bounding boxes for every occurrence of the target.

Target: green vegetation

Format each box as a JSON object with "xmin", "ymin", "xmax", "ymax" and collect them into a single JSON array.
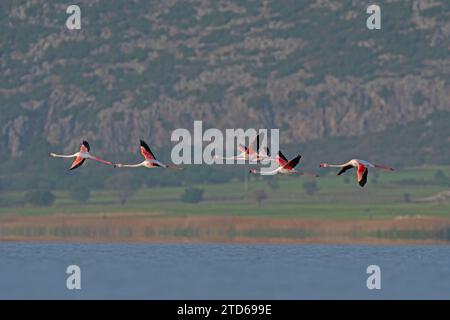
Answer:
[
  {"xmin": 180, "ymin": 187, "xmax": 204, "ymax": 204},
  {"xmin": 106, "ymin": 172, "xmax": 141, "ymax": 205},
  {"xmin": 0, "ymin": 1, "xmax": 449, "ymax": 208},
  {"xmin": 24, "ymin": 190, "xmax": 55, "ymax": 207},
  {"xmin": 69, "ymin": 186, "xmax": 91, "ymax": 203},
  {"xmin": 253, "ymin": 189, "xmax": 268, "ymax": 208},
  {"xmin": 303, "ymin": 181, "xmax": 319, "ymax": 196},
  {"xmin": 0, "ymin": 165, "xmax": 448, "ymax": 220}
]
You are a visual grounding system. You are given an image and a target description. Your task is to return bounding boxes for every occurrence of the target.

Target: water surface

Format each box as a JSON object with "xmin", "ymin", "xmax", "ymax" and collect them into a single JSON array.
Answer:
[{"xmin": 0, "ymin": 243, "xmax": 449, "ymax": 299}]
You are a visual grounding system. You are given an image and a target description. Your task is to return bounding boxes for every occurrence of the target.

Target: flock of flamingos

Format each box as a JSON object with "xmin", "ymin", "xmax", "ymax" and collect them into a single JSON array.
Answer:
[{"xmin": 49, "ymin": 134, "xmax": 394, "ymax": 188}]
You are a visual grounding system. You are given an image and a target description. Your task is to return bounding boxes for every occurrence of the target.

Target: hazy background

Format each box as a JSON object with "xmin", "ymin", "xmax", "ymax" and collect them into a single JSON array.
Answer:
[{"xmin": 0, "ymin": 0, "xmax": 449, "ymax": 243}]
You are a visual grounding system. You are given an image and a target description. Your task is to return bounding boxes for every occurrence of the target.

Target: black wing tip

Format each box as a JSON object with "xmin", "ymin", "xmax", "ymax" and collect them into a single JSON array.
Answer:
[
  {"xmin": 140, "ymin": 139, "xmax": 150, "ymax": 150},
  {"xmin": 140, "ymin": 139, "xmax": 156, "ymax": 159},
  {"xmin": 359, "ymin": 169, "xmax": 368, "ymax": 187},
  {"xmin": 256, "ymin": 134, "xmax": 260, "ymax": 152},
  {"xmin": 82, "ymin": 140, "xmax": 90, "ymax": 149}
]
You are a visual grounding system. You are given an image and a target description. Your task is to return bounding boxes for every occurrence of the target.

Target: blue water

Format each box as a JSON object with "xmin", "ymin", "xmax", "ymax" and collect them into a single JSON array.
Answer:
[{"xmin": 0, "ymin": 243, "xmax": 449, "ymax": 299}]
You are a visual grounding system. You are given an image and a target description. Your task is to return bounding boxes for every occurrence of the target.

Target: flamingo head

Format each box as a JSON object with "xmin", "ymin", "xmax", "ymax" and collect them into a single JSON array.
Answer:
[
  {"xmin": 249, "ymin": 169, "xmax": 257, "ymax": 174},
  {"xmin": 319, "ymin": 163, "xmax": 328, "ymax": 168},
  {"xmin": 114, "ymin": 163, "xmax": 123, "ymax": 168},
  {"xmin": 49, "ymin": 153, "xmax": 56, "ymax": 157}
]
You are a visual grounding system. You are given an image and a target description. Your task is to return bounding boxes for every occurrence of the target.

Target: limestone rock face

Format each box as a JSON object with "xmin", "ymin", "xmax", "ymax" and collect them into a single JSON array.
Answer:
[{"xmin": 1, "ymin": 0, "xmax": 449, "ymax": 158}]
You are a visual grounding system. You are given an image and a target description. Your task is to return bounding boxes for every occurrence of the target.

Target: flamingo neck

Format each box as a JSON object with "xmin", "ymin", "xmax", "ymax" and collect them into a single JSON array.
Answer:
[
  {"xmin": 122, "ymin": 163, "xmax": 144, "ymax": 168},
  {"xmin": 325, "ymin": 163, "xmax": 348, "ymax": 168},
  {"xmin": 52, "ymin": 153, "xmax": 77, "ymax": 158}
]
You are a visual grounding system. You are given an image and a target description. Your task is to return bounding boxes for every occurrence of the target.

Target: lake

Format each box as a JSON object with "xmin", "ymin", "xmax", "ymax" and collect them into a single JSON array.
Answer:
[{"xmin": 0, "ymin": 243, "xmax": 449, "ymax": 299}]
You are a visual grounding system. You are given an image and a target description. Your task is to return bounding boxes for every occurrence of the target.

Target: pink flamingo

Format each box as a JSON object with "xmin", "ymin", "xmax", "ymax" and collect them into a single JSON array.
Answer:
[
  {"xmin": 250, "ymin": 151, "xmax": 318, "ymax": 176},
  {"xmin": 215, "ymin": 133, "xmax": 271, "ymax": 162},
  {"xmin": 320, "ymin": 159, "xmax": 394, "ymax": 187},
  {"xmin": 49, "ymin": 140, "xmax": 113, "ymax": 170},
  {"xmin": 114, "ymin": 140, "xmax": 182, "ymax": 170}
]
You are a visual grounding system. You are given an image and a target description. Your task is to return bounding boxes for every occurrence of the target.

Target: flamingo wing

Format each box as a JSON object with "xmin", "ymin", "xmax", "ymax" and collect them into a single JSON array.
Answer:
[
  {"xmin": 276, "ymin": 151, "xmax": 289, "ymax": 166},
  {"xmin": 337, "ymin": 165, "xmax": 354, "ymax": 176},
  {"xmin": 248, "ymin": 133, "xmax": 261, "ymax": 155},
  {"xmin": 140, "ymin": 140, "xmax": 156, "ymax": 160},
  {"xmin": 238, "ymin": 144, "xmax": 249, "ymax": 154},
  {"xmin": 80, "ymin": 140, "xmax": 90, "ymax": 153},
  {"xmin": 69, "ymin": 156, "xmax": 86, "ymax": 171},
  {"xmin": 357, "ymin": 164, "xmax": 368, "ymax": 187},
  {"xmin": 283, "ymin": 155, "xmax": 301, "ymax": 170}
]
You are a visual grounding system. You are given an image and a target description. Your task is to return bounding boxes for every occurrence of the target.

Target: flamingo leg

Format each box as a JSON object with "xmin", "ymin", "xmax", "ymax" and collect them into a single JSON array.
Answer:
[
  {"xmin": 374, "ymin": 164, "xmax": 394, "ymax": 171},
  {"xmin": 90, "ymin": 156, "xmax": 113, "ymax": 165}
]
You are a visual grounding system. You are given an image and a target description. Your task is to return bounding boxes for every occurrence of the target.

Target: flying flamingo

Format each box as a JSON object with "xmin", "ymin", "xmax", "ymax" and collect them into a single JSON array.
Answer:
[
  {"xmin": 319, "ymin": 159, "xmax": 394, "ymax": 187},
  {"xmin": 49, "ymin": 140, "xmax": 113, "ymax": 170},
  {"xmin": 250, "ymin": 151, "xmax": 318, "ymax": 176},
  {"xmin": 114, "ymin": 140, "xmax": 182, "ymax": 170},
  {"xmin": 215, "ymin": 133, "xmax": 271, "ymax": 162}
]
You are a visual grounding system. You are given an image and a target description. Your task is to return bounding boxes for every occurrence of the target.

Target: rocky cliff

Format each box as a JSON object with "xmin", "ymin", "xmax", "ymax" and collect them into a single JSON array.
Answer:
[{"xmin": 1, "ymin": 0, "xmax": 449, "ymax": 159}]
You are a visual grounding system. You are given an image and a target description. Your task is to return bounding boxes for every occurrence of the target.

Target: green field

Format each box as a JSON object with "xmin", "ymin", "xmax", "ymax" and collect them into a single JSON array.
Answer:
[{"xmin": 1, "ymin": 165, "xmax": 449, "ymax": 219}]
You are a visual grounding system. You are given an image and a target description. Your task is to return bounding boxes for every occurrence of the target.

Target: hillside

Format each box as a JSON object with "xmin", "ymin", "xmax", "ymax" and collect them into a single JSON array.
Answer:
[{"xmin": 0, "ymin": 0, "xmax": 449, "ymax": 189}]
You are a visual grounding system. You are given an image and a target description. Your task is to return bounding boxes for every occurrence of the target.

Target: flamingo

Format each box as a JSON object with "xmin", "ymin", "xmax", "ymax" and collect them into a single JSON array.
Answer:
[
  {"xmin": 250, "ymin": 151, "xmax": 318, "ymax": 176},
  {"xmin": 49, "ymin": 140, "xmax": 113, "ymax": 170},
  {"xmin": 215, "ymin": 133, "xmax": 271, "ymax": 162},
  {"xmin": 114, "ymin": 140, "xmax": 182, "ymax": 170},
  {"xmin": 319, "ymin": 159, "xmax": 394, "ymax": 187}
]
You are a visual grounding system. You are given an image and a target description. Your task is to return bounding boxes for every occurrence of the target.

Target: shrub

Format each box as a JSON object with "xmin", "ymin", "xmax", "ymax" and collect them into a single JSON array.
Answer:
[
  {"xmin": 106, "ymin": 172, "xmax": 141, "ymax": 205},
  {"xmin": 303, "ymin": 181, "xmax": 319, "ymax": 196},
  {"xmin": 403, "ymin": 193, "xmax": 412, "ymax": 203},
  {"xmin": 253, "ymin": 189, "xmax": 268, "ymax": 207},
  {"xmin": 266, "ymin": 176, "xmax": 279, "ymax": 191},
  {"xmin": 24, "ymin": 190, "xmax": 55, "ymax": 207},
  {"xmin": 69, "ymin": 185, "xmax": 91, "ymax": 203},
  {"xmin": 434, "ymin": 170, "xmax": 447, "ymax": 182},
  {"xmin": 181, "ymin": 187, "xmax": 204, "ymax": 203}
]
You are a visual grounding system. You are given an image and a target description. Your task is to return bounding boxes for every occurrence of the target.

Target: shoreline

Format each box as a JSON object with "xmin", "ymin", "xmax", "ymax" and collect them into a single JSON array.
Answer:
[{"xmin": 1, "ymin": 214, "xmax": 449, "ymax": 244}]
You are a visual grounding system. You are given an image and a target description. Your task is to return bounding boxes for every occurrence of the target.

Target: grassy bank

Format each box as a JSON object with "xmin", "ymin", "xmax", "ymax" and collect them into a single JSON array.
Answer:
[{"xmin": 0, "ymin": 165, "xmax": 449, "ymax": 220}]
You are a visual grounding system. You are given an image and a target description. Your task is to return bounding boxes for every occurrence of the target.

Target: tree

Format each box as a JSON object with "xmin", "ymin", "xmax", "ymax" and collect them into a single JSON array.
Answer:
[
  {"xmin": 69, "ymin": 185, "xmax": 91, "ymax": 203},
  {"xmin": 403, "ymin": 193, "xmax": 412, "ymax": 203},
  {"xmin": 434, "ymin": 170, "xmax": 448, "ymax": 185},
  {"xmin": 0, "ymin": 178, "xmax": 3, "ymax": 206},
  {"xmin": 266, "ymin": 176, "xmax": 279, "ymax": 191},
  {"xmin": 434, "ymin": 170, "xmax": 446, "ymax": 181},
  {"xmin": 253, "ymin": 189, "xmax": 268, "ymax": 207},
  {"xmin": 24, "ymin": 190, "xmax": 55, "ymax": 207},
  {"xmin": 106, "ymin": 172, "xmax": 141, "ymax": 205},
  {"xmin": 181, "ymin": 187, "xmax": 204, "ymax": 203},
  {"xmin": 303, "ymin": 181, "xmax": 319, "ymax": 196}
]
